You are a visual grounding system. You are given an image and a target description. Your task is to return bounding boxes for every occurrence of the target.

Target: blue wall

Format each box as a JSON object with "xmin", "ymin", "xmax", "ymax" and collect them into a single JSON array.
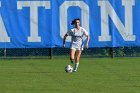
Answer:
[{"xmin": 0, "ymin": 0, "xmax": 139, "ymax": 48}]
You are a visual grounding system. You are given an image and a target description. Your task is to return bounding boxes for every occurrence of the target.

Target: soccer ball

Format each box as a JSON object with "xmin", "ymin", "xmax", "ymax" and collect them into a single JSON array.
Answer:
[{"xmin": 65, "ymin": 65, "xmax": 73, "ymax": 73}]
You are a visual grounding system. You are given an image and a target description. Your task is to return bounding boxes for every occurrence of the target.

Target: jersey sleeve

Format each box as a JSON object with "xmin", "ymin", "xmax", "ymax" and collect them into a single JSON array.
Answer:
[
  {"xmin": 82, "ymin": 28, "xmax": 89, "ymax": 36},
  {"xmin": 66, "ymin": 30, "xmax": 73, "ymax": 36}
]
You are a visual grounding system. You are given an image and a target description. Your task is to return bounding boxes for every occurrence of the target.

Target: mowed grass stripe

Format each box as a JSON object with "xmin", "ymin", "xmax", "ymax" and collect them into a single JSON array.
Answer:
[{"xmin": 0, "ymin": 58, "xmax": 140, "ymax": 93}]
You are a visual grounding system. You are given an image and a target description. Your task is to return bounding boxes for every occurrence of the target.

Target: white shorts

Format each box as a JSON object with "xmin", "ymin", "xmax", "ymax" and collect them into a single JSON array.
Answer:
[{"xmin": 71, "ymin": 47, "xmax": 83, "ymax": 51}]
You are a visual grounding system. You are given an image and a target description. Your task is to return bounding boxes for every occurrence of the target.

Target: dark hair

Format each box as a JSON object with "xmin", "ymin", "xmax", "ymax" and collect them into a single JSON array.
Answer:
[{"xmin": 71, "ymin": 18, "xmax": 80, "ymax": 25}]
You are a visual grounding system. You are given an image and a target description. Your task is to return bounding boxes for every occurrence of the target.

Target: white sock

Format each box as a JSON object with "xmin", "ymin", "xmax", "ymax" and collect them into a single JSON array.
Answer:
[{"xmin": 73, "ymin": 62, "xmax": 79, "ymax": 71}]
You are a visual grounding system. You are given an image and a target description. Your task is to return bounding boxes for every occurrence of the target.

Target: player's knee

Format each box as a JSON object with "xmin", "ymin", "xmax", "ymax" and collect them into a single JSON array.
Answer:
[{"xmin": 77, "ymin": 55, "xmax": 80, "ymax": 59}]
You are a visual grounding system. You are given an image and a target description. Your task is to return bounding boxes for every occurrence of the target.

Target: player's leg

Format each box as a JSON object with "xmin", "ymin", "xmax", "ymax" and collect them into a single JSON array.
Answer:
[
  {"xmin": 70, "ymin": 49, "xmax": 76, "ymax": 64},
  {"xmin": 73, "ymin": 50, "xmax": 81, "ymax": 72}
]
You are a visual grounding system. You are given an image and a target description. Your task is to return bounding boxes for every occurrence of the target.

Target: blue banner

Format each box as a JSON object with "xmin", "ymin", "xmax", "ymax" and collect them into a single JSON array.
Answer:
[{"xmin": 0, "ymin": 0, "xmax": 139, "ymax": 48}]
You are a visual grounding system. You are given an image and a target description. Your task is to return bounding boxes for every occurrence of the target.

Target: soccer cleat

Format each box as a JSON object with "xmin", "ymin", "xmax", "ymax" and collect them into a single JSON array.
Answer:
[{"xmin": 73, "ymin": 70, "xmax": 76, "ymax": 72}]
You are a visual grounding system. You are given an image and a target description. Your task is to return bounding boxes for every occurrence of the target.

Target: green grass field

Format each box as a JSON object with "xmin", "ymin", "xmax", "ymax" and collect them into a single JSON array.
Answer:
[{"xmin": 0, "ymin": 58, "xmax": 140, "ymax": 93}]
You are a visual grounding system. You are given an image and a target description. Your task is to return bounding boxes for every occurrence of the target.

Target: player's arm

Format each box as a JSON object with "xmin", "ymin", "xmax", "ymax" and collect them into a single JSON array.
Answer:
[
  {"xmin": 85, "ymin": 34, "xmax": 90, "ymax": 48},
  {"xmin": 63, "ymin": 30, "xmax": 72, "ymax": 47},
  {"xmin": 83, "ymin": 28, "xmax": 90, "ymax": 48},
  {"xmin": 63, "ymin": 34, "xmax": 68, "ymax": 48}
]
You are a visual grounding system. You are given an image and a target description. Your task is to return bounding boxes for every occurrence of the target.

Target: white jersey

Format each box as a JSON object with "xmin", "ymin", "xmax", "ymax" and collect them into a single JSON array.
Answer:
[{"xmin": 66, "ymin": 27, "xmax": 88, "ymax": 50}]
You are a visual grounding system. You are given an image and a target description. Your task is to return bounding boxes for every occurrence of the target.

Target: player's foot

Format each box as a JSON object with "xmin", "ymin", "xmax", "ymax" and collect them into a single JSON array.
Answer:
[{"xmin": 73, "ymin": 70, "xmax": 76, "ymax": 72}]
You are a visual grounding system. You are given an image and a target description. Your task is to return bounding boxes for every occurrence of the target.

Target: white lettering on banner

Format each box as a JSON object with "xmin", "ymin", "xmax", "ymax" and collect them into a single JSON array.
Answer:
[
  {"xmin": 98, "ymin": 0, "xmax": 136, "ymax": 41},
  {"xmin": 0, "ymin": 2, "xmax": 10, "ymax": 42},
  {"xmin": 17, "ymin": 1, "xmax": 50, "ymax": 42},
  {"xmin": 60, "ymin": 1, "xmax": 89, "ymax": 41}
]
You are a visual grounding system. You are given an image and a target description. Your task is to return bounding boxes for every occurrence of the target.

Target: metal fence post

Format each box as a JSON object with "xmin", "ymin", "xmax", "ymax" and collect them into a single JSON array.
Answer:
[
  {"xmin": 4, "ymin": 48, "xmax": 6, "ymax": 57},
  {"xmin": 49, "ymin": 48, "xmax": 53, "ymax": 59},
  {"xmin": 110, "ymin": 47, "xmax": 114, "ymax": 58}
]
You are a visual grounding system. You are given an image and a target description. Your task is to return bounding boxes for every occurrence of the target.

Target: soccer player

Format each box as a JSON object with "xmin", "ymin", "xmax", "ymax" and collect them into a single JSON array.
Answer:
[{"xmin": 63, "ymin": 18, "xmax": 90, "ymax": 72}]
